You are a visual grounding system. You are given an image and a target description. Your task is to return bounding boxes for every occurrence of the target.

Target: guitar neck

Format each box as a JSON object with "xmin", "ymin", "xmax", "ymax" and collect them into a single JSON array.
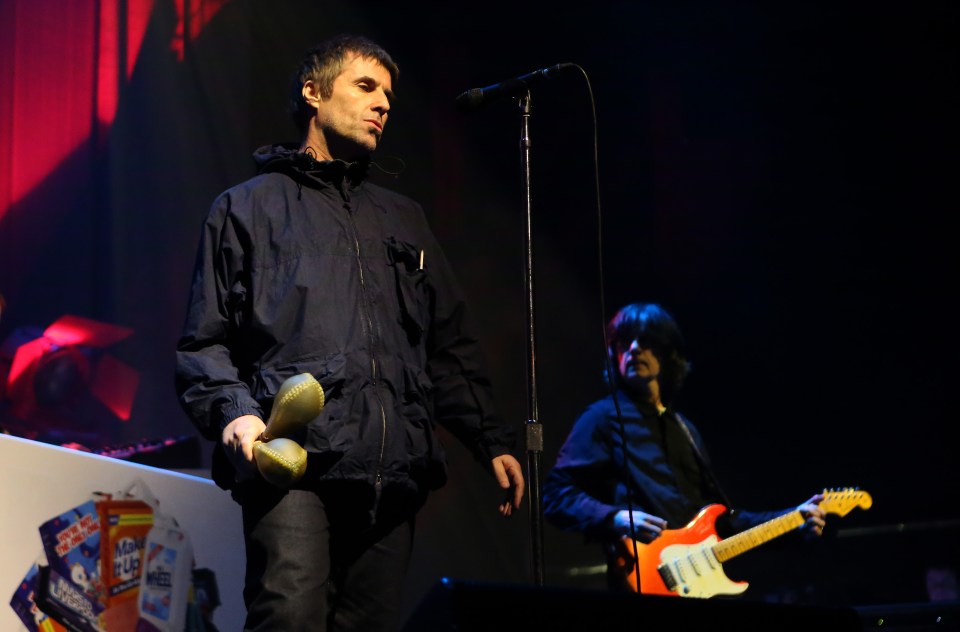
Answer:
[{"xmin": 713, "ymin": 510, "xmax": 805, "ymax": 563}]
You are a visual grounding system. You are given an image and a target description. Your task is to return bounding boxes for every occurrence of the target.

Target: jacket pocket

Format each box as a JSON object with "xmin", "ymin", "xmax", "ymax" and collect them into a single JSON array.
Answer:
[
  {"xmin": 400, "ymin": 362, "xmax": 446, "ymax": 487},
  {"xmin": 253, "ymin": 351, "xmax": 347, "ymax": 410},
  {"xmin": 384, "ymin": 237, "xmax": 430, "ymax": 344}
]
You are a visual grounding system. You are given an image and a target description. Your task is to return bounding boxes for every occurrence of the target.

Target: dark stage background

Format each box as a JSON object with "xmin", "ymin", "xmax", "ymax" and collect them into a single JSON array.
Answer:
[{"xmin": 1, "ymin": 0, "xmax": 957, "ymax": 620}]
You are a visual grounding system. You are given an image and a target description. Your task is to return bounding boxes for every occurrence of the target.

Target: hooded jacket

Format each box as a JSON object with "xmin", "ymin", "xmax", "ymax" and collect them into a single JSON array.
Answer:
[{"xmin": 175, "ymin": 144, "xmax": 515, "ymax": 507}]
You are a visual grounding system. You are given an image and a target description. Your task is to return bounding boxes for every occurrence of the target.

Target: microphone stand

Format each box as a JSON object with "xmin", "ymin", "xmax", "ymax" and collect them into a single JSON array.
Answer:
[{"xmin": 517, "ymin": 90, "xmax": 546, "ymax": 587}]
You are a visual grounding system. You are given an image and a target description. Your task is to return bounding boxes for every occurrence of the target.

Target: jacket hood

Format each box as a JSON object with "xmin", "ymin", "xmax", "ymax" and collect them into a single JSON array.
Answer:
[{"xmin": 253, "ymin": 143, "xmax": 370, "ymax": 189}]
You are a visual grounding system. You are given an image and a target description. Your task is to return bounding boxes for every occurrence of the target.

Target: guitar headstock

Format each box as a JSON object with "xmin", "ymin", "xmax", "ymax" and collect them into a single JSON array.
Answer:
[{"xmin": 820, "ymin": 487, "xmax": 873, "ymax": 516}]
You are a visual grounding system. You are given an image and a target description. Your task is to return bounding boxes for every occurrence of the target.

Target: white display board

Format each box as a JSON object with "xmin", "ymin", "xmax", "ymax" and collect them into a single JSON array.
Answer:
[{"xmin": 0, "ymin": 434, "xmax": 246, "ymax": 631}]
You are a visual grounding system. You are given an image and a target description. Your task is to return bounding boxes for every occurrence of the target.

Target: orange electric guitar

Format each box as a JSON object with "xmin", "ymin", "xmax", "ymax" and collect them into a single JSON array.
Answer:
[{"xmin": 616, "ymin": 488, "xmax": 873, "ymax": 598}]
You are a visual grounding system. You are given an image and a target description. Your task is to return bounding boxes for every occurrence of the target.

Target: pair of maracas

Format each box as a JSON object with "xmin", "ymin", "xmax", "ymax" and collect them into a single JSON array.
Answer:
[{"xmin": 252, "ymin": 373, "xmax": 325, "ymax": 487}]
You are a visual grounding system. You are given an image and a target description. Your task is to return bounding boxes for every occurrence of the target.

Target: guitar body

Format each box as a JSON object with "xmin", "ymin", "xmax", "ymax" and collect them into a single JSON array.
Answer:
[{"xmin": 618, "ymin": 504, "xmax": 748, "ymax": 598}]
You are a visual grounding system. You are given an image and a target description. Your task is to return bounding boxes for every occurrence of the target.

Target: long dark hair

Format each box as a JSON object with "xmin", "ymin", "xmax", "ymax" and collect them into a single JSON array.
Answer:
[{"xmin": 606, "ymin": 302, "xmax": 691, "ymax": 405}]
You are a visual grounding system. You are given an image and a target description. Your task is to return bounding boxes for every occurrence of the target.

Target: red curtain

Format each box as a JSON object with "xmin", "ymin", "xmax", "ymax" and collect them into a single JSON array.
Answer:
[
  {"xmin": 0, "ymin": 0, "xmax": 229, "ymax": 304},
  {"xmin": 0, "ymin": 0, "xmax": 231, "ymax": 441},
  {"xmin": 0, "ymin": 2, "xmax": 100, "ymax": 221}
]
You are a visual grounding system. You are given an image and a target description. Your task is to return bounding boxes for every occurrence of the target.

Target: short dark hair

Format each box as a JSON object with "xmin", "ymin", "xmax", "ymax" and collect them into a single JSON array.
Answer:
[
  {"xmin": 606, "ymin": 302, "xmax": 691, "ymax": 404},
  {"xmin": 288, "ymin": 34, "xmax": 399, "ymax": 134}
]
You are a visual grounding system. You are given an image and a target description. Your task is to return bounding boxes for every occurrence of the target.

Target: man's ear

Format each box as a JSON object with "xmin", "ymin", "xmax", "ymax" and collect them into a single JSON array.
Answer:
[{"xmin": 302, "ymin": 80, "xmax": 323, "ymax": 110}]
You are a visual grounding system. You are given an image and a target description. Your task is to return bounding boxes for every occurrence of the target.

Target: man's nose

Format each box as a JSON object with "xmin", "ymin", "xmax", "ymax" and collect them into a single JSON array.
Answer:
[
  {"xmin": 628, "ymin": 339, "xmax": 644, "ymax": 352},
  {"xmin": 373, "ymin": 90, "xmax": 390, "ymax": 115}
]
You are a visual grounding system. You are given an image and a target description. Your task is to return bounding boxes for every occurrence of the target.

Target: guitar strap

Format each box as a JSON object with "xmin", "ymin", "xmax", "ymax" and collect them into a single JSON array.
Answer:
[{"xmin": 671, "ymin": 411, "xmax": 736, "ymax": 514}]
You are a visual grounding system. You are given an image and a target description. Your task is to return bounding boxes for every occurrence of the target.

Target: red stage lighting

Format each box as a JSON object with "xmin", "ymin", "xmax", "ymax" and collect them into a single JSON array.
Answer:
[{"xmin": 1, "ymin": 315, "xmax": 140, "ymax": 442}]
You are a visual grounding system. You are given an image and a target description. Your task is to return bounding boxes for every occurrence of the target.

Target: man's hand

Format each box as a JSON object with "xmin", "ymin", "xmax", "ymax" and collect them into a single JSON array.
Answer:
[
  {"xmin": 222, "ymin": 414, "xmax": 266, "ymax": 482},
  {"xmin": 613, "ymin": 510, "xmax": 668, "ymax": 543},
  {"xmin": 491, "ymin": 454, "xmax": 525, "ymax": 517},
  {"xmin": 797, "ymin": 493, "xmax": 827, "ymax": 537}
]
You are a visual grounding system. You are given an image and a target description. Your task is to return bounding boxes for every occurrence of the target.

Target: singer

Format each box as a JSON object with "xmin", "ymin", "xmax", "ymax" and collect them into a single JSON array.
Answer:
[
  {"xmin": 542, "ymin": 302, "xmax": 825, "ymax": 592},
  {"xmin": 175, "ymin": 34, "xmax": 524, "ymax": 632}
]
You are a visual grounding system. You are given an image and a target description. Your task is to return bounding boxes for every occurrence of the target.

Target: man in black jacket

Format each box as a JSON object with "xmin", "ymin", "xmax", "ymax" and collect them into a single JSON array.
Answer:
[
  {"xmin": 175, "ymin": 34, "xmax": 524, "ymax": 631},
  {"xmin": 542, "ymin": 302, "xmax": 823, "ymax": 593}
]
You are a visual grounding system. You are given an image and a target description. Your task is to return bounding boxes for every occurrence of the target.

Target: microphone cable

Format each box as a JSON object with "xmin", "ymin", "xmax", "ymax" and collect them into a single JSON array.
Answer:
[{"xmin": 572, "ymin": 63, "xmax": 646, "ymax": 595}]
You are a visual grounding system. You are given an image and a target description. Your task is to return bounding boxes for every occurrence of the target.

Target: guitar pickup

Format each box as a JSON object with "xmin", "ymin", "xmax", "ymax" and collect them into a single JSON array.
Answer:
[{"xmin": 657, "ymin": 563, "xmax": 678, "ymax": 591}]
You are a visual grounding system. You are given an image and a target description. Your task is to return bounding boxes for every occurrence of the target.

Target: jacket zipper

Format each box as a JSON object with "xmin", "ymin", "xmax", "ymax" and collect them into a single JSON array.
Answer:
[{"xmin": 343, "ymin": 186, "xmax": 388, "ymax": 512}]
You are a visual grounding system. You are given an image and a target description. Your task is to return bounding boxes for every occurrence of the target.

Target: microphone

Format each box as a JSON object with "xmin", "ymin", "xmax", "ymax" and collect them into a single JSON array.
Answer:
[{"xmin": 455, "ymin": 63, "xmax": 575, "ymax": 112}]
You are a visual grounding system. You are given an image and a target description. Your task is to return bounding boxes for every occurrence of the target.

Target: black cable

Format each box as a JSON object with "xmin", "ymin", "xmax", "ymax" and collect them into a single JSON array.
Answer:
[{"xmin": 570, "ymin": 63, "xmax": 644, "ymax": 594}]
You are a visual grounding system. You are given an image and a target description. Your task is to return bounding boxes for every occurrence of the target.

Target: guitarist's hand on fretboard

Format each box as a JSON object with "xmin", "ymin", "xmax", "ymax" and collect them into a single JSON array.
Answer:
[{"xmin": 797, "ymin": 493, "xmax": 827, "ymax": 537}]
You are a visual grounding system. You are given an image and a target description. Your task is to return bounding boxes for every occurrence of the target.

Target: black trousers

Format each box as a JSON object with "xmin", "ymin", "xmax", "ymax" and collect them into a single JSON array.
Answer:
[{"xmin": 239, "ymin": 483, "xmax": 415, "ymax": 632}]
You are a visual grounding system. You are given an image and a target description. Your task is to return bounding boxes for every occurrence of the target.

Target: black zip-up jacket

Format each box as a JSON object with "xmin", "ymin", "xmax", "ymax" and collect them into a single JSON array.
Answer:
[{"xmin": 175, "ymin": 144, "xmax": 515, "ymax": 509}]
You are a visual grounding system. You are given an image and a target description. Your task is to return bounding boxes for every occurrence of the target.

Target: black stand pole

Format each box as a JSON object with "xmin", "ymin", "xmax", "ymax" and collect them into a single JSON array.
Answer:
[{"xmin": 518, "ymin": 91, "xmax": 545, "ymax": 586}]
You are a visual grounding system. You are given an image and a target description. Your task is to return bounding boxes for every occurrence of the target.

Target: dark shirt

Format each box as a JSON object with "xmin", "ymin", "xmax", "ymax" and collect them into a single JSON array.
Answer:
[{"xmin": 543, "ymin": 391, "xmax": 784, "ymax": 544}]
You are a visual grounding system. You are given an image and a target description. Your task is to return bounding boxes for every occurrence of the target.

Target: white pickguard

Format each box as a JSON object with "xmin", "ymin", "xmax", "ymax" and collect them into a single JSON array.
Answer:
[{"xmin": 658, "ymin": 535, "xmax": 748, "ymax": 598}]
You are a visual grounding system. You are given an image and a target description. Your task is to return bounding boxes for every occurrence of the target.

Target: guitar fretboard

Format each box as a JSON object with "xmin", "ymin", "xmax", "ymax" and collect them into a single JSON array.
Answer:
[{"xmin": 713, "ymin": 511, "xmax": 805, "ymax": 562}]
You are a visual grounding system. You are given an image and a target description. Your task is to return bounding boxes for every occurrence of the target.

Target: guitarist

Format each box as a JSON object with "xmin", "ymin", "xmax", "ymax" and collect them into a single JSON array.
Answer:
[{"xmin": 542, "ymin": 302, "xmax": 826, "ymax": 592}]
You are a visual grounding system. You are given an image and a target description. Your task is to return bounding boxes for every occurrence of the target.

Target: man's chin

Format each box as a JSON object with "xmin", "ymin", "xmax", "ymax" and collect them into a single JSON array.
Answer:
[
  {"xmin": 362, "ymin": 130, "xmax": 381, "ymax": 151},
  {"xmin": 328, "ymin": 136, "xmax": 377, "ymax": 161},
  {"xmin": 624, "ymin": 373, "xmax": 654, "ymax": 386}
]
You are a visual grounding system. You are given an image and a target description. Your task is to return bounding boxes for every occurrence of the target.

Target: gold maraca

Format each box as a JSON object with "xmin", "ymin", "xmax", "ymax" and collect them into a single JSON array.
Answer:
[{"xmin": 253, "ymin": 373, "xmax": 324, "ymax": 487}]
